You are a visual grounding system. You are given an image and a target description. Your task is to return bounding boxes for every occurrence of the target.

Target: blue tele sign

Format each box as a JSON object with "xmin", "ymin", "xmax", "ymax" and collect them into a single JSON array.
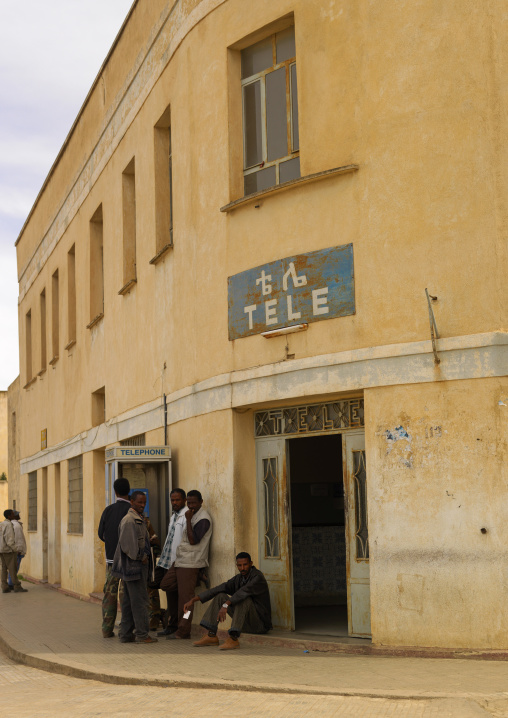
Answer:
[{"xmin": 227, "ymin": 244, "xmax": 355, "ymax": 340}]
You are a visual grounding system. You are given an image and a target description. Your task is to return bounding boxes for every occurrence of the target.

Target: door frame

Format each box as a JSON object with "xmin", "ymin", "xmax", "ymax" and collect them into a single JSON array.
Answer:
[{"xmin": 255, "ymin": 421, "xmax": 370, "ymax": 636}]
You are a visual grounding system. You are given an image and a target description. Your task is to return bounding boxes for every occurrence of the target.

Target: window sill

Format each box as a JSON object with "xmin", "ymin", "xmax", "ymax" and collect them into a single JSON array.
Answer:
[
  {"xmin": 220, "ymin": 164, "xmax": 359, "ymax": 213},
  {"xmin": 118, "ymin": 278, "xmax": 137, "ymax": 295},
  {"xmin": 149, "ymin": 242, "xmax": 173, "ymax": 265},
  {"xmin": 67, "ymin": 532, "xmax": 84, "ymax": 536},
  {"xmin": 49, "ymin": 356, "xmax": 59, "ymax": 366},
  {"xmin": 23, "ymin": 377, "xmax": 37, "ymax": 390},
  {"xmin": 37, "ymin": 368, "xmax": 46, "ymax": 377},
  {"xmin": 86, "ymin": 313, "xmax": 104, "ymax": 330},
  {"xmin": 65, "ymin": 339, "xmax": 76, "ymax": 351}
]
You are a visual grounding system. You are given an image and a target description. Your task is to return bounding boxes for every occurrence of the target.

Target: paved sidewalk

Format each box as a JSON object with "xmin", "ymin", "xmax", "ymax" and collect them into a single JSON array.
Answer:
[{"xmin": 1, "ymin": 582, "xmax": 508, "ymax": 709}]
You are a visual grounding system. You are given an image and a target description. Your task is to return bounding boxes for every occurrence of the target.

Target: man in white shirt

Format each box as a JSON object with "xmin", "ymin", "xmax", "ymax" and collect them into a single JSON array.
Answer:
[
  {"xmin": 156, "ymin": 488, "xmax": 187, "ymax": 636},
  {"xmin": 8, "ymin": 511, "xmax": 26, "ymax": 589}
]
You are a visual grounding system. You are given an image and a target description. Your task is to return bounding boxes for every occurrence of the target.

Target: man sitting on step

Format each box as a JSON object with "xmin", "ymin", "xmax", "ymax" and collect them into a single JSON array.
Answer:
[{"xmin": 184, "ymin": 552, "xmax": 272, "ymax": 650}]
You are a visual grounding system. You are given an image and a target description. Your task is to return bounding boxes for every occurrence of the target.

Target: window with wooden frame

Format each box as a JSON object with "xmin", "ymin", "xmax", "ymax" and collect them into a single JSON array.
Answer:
[{"xmin": 241, "ymin": 26, "xmax": 300, "ymax": 196}]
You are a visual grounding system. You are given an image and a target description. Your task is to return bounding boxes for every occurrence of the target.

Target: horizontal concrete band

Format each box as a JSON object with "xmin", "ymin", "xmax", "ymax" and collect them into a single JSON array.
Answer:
[{"xmin": 19, "ymin": 331, "xmax": 508, "ymax": 475}]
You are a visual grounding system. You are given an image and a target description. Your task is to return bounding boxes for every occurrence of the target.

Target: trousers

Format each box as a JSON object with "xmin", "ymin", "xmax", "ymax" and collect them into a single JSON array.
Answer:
[
  {"xmin": 160, "ymin": 565, "xmax": 200, "ymax": 638},
  {"xmin": 1, "ymin": 552, "xmax": 21, "ymax": 590},
  {"xmin": 8, "ymin": 554, "xmax": 23, "ymax": 587},
  {"xmin": 119, "ymin": 565, "xmax": 150, "ymax": 640},
  {"xmin": 200, "ymin": 592, "xmax": 266, "ymax": 637},
  {"xmin": 102, "ymin": 565, "xmax": 124, "ymax": 636}
]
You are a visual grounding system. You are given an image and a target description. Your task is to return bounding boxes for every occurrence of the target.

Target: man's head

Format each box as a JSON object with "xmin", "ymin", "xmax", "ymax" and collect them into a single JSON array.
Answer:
[
  {"xmin": 130, "ymin": 491, "xmax": 147, "ymax": 515},
  {"xmin": 3, "ymin": 509, "xmax": 14, "ymax": 520},
  {"xmin": 236, "ymin": 552, "xmax": 253, "ymax": 577},
  {"xmin": 186, "ymin": 490, "xmax": 203, "ymax": 514},
  {"xmin": 170, "ymin": 488, "xmax": 186, "ymax": 512},
  {"xmin": 114, "ymin": 477, "xmax": 131, "ymax": 498},
  {"xmin": 13, "ymin": 511, "xmax": 20, "ymax": 520}
]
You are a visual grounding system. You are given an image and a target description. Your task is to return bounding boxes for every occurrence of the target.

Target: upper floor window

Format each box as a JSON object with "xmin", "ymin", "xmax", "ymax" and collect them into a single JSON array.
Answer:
[{"xmin": 241, "ymin": 26, "xmax": 300, "ymax": 196}]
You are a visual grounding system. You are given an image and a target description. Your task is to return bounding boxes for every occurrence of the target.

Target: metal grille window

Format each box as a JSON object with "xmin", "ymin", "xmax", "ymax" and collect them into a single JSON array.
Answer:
[
  {"xmin": 28, "ymin": 471, "xmax": 37, "ymax": 531},
  {"xmin": 120, "ymin": 434, "xmax": 146, "ymax": 447},
  {"xmin": 241, "ymin": 26, "xmax": 300, "ymax": 196},
  {"xmin": 68, "ymin": 455, "xmax": 83, "ymax": 534},
  {"xmin": 353, "ymin": 450, "xmax": 369, "ymax": 560},
  {"xmin": 262, "ymin": 457, "xmax": 280, "ymax": 557}
]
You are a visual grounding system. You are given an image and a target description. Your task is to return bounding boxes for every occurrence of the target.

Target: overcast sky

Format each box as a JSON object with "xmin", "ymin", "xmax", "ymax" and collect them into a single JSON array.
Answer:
[{"xmin": 0, "ymin": 0, "xmax": 134, "ymax": 389}]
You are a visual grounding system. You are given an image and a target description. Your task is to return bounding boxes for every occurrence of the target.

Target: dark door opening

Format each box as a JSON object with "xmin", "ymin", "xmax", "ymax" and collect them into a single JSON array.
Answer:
[{"xmin": 289, "ymin": 434, "xmax": 348, "ymax": 636}]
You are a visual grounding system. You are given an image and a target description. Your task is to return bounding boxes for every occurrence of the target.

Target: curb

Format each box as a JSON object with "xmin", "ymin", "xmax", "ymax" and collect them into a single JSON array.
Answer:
[{"xmin": 0, "ymin": 622, "xmax": 506, "ymax": 703}]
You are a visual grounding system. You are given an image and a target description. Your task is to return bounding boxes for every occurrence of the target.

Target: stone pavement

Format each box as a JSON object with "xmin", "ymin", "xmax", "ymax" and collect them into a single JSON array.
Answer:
[
  {"xmin": 0, "ymin": 650, "xmax": 499, "ymax": 718},
  {"xmin": 1, "ymin": 582, "xmax": 508, "ymax": 717}
]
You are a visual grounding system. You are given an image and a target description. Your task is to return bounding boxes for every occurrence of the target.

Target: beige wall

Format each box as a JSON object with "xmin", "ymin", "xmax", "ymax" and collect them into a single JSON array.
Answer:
[
  {"xmin": 367, "ymin": 377, "xmax": 508, "ymax": 649},
  {"xmin": 12, "ymin": 0, "xmax": 508, "ymax": 647}
]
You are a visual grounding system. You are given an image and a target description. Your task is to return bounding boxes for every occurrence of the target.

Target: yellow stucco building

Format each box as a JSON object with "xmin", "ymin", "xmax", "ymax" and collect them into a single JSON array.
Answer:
[
  {"xmin": 11, "ymin": 0, "xmax": 508, "ymax": 649},
  {"xmin": 0, "ymin": 391, "xmax": 8, "ymax": 514}
]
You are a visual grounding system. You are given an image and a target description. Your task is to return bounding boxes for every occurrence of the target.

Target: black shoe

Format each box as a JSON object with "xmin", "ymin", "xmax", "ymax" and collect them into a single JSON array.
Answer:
[
  {"xmin": 157, "ymin": 626, "xmax": 177, "ymax": 637},
  {"xmin": 13, "ymin": 587, "xmax": 28, "ymax": 593},
  {"xmin": 103, "ymin": 632, "xmax": 115, "ymax": 638},
  {"xmin": 2, "ymin": 588, "xmax": 12, "ymax": 593},
  {"xmin": 120, "ymin": 635, "xmax": 135, "ymax": 643}
]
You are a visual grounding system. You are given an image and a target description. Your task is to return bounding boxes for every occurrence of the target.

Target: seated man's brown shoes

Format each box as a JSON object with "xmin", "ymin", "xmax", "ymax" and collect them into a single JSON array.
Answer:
[
  {"xmin": 219, "ymin": 636, "xmax": 240, "ymax": 650},
  {"xmin": 193, "ymin": 634, "xmax": 219, "ymax": 647}
]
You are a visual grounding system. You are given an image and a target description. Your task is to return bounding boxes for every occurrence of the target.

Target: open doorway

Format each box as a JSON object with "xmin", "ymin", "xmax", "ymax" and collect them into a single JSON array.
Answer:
[{"xmin": 288, "ymin": 434, "xmax": 348, "ymax": 636}]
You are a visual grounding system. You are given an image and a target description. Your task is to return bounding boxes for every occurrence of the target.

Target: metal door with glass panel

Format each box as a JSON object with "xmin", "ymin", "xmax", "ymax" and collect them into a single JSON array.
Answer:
[
  {"xmin": 343, "ymin": 432, "xmax": 371, "ymax": 637},
  {"xmin": 255, "ymin": 437, "xmax": 293, "ymax": 630}
]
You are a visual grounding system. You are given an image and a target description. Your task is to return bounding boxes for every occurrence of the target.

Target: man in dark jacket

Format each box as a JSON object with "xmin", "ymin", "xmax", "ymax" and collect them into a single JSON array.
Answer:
[
  {"xmin": 98, "ymin": 477, "xmax": 131, "ymax": 637},
  {"xmin": 112, "ymin": 491, "xmax": 157, "ymax": 644},
  {"xmin": 184, "ymin": 552, "xmax": 271, "ymax": 651}
]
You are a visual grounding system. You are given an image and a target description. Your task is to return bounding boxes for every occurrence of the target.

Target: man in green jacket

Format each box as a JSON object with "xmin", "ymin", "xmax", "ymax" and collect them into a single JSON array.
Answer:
[{"xmin": 112, "ymin": 492, "xmax": 157, "ymax": 644}]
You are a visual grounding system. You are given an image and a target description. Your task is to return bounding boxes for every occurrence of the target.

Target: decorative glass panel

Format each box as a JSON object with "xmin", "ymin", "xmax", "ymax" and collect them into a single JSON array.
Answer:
[
  {"xmin": 276, "ymin": 26, "xmax": 296, "ymax": 64},
  {"xmin": 263, "ymin": 457, "xmax": 280, "ymax": 557},
  {"xmin": 241, "ymin": 36, "xmax": 273, "ymax": 79},
  {"xmin": 243, "ymin": 81, "xmax": 263, "ymax": 168},
  {"xmin": 353, "ymin": 450, "xmax": 369, "ymax": 560},
  {"xmin": 266, "ymin": 67, "xmax": 287, "ymax": 161}
]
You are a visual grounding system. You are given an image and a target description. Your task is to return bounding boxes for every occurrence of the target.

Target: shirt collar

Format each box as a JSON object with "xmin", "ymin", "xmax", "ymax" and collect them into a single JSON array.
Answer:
[{"xmin": 117, "ymin": 497, "xmax": 131, "ymax": 504}]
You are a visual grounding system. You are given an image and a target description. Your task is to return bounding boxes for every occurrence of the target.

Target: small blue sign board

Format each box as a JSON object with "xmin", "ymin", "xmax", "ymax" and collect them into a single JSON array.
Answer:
[{"xmin": 228, "ymin": 244, "xmax": 355, "ymax": 340}]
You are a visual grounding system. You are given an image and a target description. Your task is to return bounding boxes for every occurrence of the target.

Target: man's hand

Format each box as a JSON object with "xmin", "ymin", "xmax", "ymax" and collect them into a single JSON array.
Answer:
[
  {"xmin": 141, "ymin": 555, "xmax": 149, "ymax": 565},
  {"xmin": 217, "ymin": 605, "xmax": 229, "ymax": 623},
  {"xmin": 183, "ymin": 596, "xmax": 200, "ymax": 613},
  {"xmin": 185, "ymin": 508, "xmax": 195, "ymax": 520},
  {"xmin": 150, "ymin": 535, "xmax": 158, "ymax": 544}
]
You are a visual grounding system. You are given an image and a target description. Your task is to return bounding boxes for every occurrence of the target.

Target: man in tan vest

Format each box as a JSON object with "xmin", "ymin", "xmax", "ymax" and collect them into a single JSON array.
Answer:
[{"xmin": 160, "ymin": 490, "xmax": 212, "ymax": 639}]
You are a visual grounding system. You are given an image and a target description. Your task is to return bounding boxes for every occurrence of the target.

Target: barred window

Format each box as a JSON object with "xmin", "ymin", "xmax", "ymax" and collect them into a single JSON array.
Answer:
[
  {"xmin": 120, "ymin": 434, "xmax": 146, "ymax": 447},
  {"xmin": 28, "ymin": 471, "xmax": 37, "ymax": 531},
  {"xmin": 68, "ymin": 455, "xmax": 83, "ymax": 534}
]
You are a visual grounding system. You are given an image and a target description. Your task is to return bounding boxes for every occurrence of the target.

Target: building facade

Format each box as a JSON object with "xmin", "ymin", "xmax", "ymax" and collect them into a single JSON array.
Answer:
[
  {"xmin": 0, "ymin": 390, "xmax": 8, "ymax": 514},
  {"xmin": 12, "ymin": 0, "xmax": 508, "ymax": 648}
]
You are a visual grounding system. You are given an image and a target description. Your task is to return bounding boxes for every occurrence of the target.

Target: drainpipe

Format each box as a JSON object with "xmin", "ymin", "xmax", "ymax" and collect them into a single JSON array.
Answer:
[{"xmin": 164, "ymin": 393, "xmax": 167, "ymax": 445}]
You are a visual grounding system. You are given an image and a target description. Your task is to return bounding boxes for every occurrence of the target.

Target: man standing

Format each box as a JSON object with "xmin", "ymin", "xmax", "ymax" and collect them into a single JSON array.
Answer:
[
  {"xmin": 0, "ymin": 510, "xmax": 28, "ymax": 593},
  {"xmin": 8, "ymin": 511, "xmax": 26, "ymax": 589},
  {"xmin": 156, "ymin": 488, "xmax": 187, "ymax": 636},
  {"xmin": 98, "ymin": 477, "xmax": 131, "ymax": 637},
  {"xmin": 112, "ymin": 491, "xmax": 157, "ymax": 644},
  {"xmin": 160, "ymin": 490, "xmax": 212, "ymax": 640},
  {"xmin": 185, "ymin": 552, "xmax": 271, "ymax": 650}
]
